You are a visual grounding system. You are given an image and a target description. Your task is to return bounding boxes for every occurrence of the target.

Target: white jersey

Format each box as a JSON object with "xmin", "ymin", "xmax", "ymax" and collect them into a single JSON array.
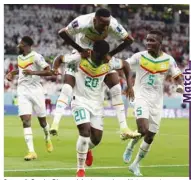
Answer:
[
  {"xmin": 65, "ymin": 13, "xmax": 128, "ymax": 49},
  {"xmin": 126, "ymin": 51, "xmax": 182, "ymax": 109},
  {"xmin": 63, "ymin": 53, "xmax": 123, "ymax": 115},
  {"xmin": 17, "ymin": 51, "xmax": 49, "ymax": 87}
]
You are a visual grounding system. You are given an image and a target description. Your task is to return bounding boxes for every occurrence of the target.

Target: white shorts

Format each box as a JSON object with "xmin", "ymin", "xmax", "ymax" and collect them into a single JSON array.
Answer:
[
  {"xmin": 72, "ymin": 106, "xmax": 104, "ymax": 131},
  {"xmin": 17, "ymin": 85, "xmax": 46, "ymax": 117},
  {"xmin": 134, "ymin": 98, "xmax": 162, "ymax": 133}
]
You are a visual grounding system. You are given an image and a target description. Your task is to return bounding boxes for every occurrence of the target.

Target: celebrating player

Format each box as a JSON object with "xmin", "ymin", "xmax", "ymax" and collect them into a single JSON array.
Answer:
[
  {"xmin": 123, "ymin": 30, "xmax": 184, "ymax": 176},
  {"xmin": 50, "ymin": 8, "xmax": 135, "ymax": 139},
  {"xmin": 51, "ymin": 40, "xmax": 139, "ymax": 177},
  {"xmin": 6, "ymin": 36, "xmax": 53, "ymax": 161}
]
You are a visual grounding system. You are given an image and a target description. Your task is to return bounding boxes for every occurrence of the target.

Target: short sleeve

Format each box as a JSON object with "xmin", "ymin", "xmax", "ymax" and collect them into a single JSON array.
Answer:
[
  {"xmin": 64, "ymin": 16, "xmax": 87, "ymax": 36},
  {"xmin": 109, "ymin": 57, "xmax": 123, "ymax": 70},
  {"xmin": 109, "ymin": 17, "xmax": 129, "ymax": 40},
  {"xmin": 169, "ymin": 57, "xmax": 182, "ymax": 78},
  {"xmin": 125, "ymin": 53, "xmax": 140, "ymax": 71},
  {"xmin": 35, "ymin": 53, "xmax": 49, "ymax": 69}
]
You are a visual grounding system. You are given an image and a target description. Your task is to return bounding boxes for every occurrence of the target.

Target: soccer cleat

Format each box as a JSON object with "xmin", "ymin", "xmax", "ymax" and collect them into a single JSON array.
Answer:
[
  {"xmin": 24, "ymin": 152, "xmax": 37, "ymax": 161},
  {"xmin": 49, "ymin": 123, "xmax": 58, "ymax": 136},
  {"xmin": 123, "ymin": 148, "xmax": 133, "ymax": 163},
  {"xmin": 46, "ymin": 139, "xmax": 53, "ymax": 152},
  {"xmin": 85, "ymin": 150, "xmax": 93, "ymax": 166},
  {"xmin": 128, "ymin": 163, "xmax": 143, "ymax": 176},
  {"xmin": 120, "ymin": 128, "xmax": 141, "ymax": 140},
  {"xmin": 76, "ymin": 169, "xmax": 85, "ymax": 177}
]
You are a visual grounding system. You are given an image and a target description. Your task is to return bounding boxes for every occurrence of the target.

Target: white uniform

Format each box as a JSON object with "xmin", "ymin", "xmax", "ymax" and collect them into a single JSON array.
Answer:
[
  {"xmin": 17, "ymin": 51, "xmax": 49, "ymax": 117},
  {"xmin": 64, "ymin": 12, "xmax": 128, "ymax": 76},
  {"xmin": 126, "ymin": 51, "xmax": 182, "ymax": 133},
  {"xmin": 63, "ymin": 53, "xmax": 123, "ymax": 130}
]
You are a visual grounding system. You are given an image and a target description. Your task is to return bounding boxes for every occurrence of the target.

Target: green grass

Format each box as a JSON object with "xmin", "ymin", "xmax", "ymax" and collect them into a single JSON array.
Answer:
[{"xmin": 4, "ymin": 115, "xmax": 189, "ymax": 177}]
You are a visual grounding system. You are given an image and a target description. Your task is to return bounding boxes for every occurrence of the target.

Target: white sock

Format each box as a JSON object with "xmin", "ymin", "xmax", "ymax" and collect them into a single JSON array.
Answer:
[
  {"xmin": 43, "ymin": 123, "xmax": 50, "ymax": 141},
  {"xmin": 53, "ymin": 84, "xmax": 73, "ymax": 125},
  {"xmin": 24, "ymin": 127, "xmax": 34, "ymax": 153},
  {"xmin": 114, "ymin": 104, "xmax": 128, "ymax": 129},
  {"xmin": 127, "ymin": 136, "xmax": 141, "ymax": 151},
  {"xmin": 76, "ymin": 136, "xmax": 89, "ymax": 170},
  {"xmin": 133, "ymin": 140, "xmax": 151, "ymax": 165},
  {"xmin": 110, "ymin": 84, "xmax": 128, "ymax": 129},
  {"xmin": 88, "ymin": 138, "xmax": 95, "ymax": 150}
]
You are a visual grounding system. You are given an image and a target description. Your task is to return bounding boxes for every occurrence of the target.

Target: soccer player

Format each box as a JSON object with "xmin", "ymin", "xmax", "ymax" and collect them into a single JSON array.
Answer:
[
  {"xmin": 122, "ymin": 30, "xmax": 184, "ymax": 176},
  {"xmin": 50, "ymin": 8, "xmax": 135, "ymax": 138},
  {"xmin": 6, "ymin": 36, "xmax": 53, "ymax": 161},
  {"xmin": 52, "ymin": 40, "xmax": 137, "ymax": 177}
]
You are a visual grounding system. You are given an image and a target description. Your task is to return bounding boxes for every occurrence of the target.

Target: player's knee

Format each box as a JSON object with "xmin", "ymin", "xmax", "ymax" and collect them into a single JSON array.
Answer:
[
  {"xmin": 63, "ymin": 74, "xmax": 75, "ymax": 88},
  {"xmin": 78, "ymin": 124, "xmax": 91, "ymax": 137},
  {"xmin": 38, "ymin": 117, "xmax": 47, "ymax": 128},
  {"xmin": 90, "ymin": 136, "xmax": 102, "ymax": 146},
  {"xmin": 144, "ymin": 134, "xmax": 155, "ymax": 144},
  {"xmin": 22, "ymin": 119, "xmax": 31, "ymax": 128}
]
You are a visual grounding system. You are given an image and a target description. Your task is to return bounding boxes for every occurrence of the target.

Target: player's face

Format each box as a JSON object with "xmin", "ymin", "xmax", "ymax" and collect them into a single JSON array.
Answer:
[
  {"xmin": 17, "ymin": 40, "xmax": 27, "ymax": 54},
  {"xmin": 94, "ymin": 16, "xmax": 110, "ymax": 33},
  {"xmin": 146, "ymin": 34, "xmax": 161, "ymax": 54}
]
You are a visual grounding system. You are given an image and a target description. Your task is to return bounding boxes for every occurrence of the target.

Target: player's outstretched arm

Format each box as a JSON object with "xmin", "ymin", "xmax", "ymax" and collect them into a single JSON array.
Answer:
[
  {"xmin": 121, "ymin": 60, "xmax": 134, "ymax": 100},
  {"xmin": 109, "ymin": 35, "xmax": 134, "ymax": 57},
  {"xmin": 22, "ymin": 66, "xmax": 52, "ymax": 76},
  {"xmin": 6, "ymin": 70, "xmax": 19, "ymax": 81}
]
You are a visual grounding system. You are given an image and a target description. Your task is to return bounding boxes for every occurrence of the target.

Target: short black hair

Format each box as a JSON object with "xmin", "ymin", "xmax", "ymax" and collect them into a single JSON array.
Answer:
[
  {"xmin": 95, "ymin": 8, "xmax": 110, "ymax": 17},
  {"xmin": 21, "ymin": 36, "xmax": 34, "ymax": 46},
  {"xmin": 148, "ymin": 30, "xmax": 164, "ymax": 39},
  {"xmin": 93, "ymin": 40, "xmax": 110, "ymax": 55}
]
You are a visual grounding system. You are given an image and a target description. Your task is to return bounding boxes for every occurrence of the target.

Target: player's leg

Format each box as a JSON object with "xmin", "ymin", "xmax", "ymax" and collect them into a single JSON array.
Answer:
[
  {"xmin": 128, "ymin": 104, "xmax": 159, "ymax": 176},
  {"xmin": 123, "ymin": 99, "xmax": 149, "ymax": 164},
  {"xmin": 86, "ymin": 115, "xmax": 104, "ymax": 166},
  {"xmin": 18, "ymin": 92, "xmax": 37, "ymax": 161},
  {"xmin": 50, "ymin": 73, "xmax": 75, "ymax": 135},
  {"xmin": 104, "ymin": 72, "xmax": 140, "ymax": 140},
  {"xmin": 33, "ymin": 88, "xmax": 53, "ymax": 152},
  {"xmin": 72, "ymin": 107, "xmax": 91, "ymax": 177}
]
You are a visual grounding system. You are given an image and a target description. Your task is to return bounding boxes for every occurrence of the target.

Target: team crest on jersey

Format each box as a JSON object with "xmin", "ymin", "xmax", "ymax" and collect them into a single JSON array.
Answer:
[{"xmin": 72, "ymin": 20, "xmax": 79, "ymax": 28}]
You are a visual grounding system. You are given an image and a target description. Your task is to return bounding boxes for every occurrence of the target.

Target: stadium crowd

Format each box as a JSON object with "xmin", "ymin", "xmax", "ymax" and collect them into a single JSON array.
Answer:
[{"xmin": 4, "ymin": 4, "xmax": 189, "ymax": 98}]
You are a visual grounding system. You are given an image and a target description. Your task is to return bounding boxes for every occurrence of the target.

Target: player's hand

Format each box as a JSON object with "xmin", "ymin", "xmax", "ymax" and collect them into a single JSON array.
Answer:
[
  {"xmin": 6, "ymin": 72, "xmax": 13, "ymax": 81},
  {"xmin": 80, "ymin": 49, "xmax": 91, "ymax": 58},
  {"xmin": 22, "ymin": 69, "xmax": 34, "ymax": 75},
  {"xmin": 105, "ymin": 54, "xmax": 112, "ymax": 63},
  {"xmin": 125, "ymin": 87, "xmax": 135, "ymax": 100},
  {"xmin": 176, "ymin": 85, "xmax": 184, "ymax": 94},
  {"xmin": 51, "ymin": 69, "xmax": 60, "ymax": 75}
]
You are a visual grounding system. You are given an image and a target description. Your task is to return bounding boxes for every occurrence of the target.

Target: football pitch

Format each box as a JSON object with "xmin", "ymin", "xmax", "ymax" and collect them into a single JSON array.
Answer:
[{"xmin": 4, "ymin": 115, "xmax": 189, "ymax": 177}]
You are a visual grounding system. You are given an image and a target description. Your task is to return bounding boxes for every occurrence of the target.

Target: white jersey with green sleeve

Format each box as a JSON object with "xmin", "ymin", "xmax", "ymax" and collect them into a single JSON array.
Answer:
[
  {"xmin": 126, "ymin": 51, "xmax": 182, "ymax": 109},
  {"xmin": 64, "ymin": 13, "xmax": 128, "ymax": 50},
  {"xmin": 63, "ymin": 53, "xmax": 123, "ymax": 115}
]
